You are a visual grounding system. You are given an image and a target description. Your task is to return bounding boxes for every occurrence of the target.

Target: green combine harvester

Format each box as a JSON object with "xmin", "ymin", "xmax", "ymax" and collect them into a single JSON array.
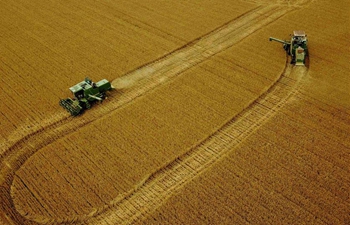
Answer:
[
  {"xmin": 269, "ymin": 30, "xmax": 308, "ymax": 65},
  {"xmin": 60, "ymin": 77, "xmax": 113, "ymax": 116}
]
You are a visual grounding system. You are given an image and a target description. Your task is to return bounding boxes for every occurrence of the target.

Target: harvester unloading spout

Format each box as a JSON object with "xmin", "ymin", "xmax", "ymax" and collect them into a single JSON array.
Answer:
[
  {"xmin": 269, "ymin": 37, "xmax": 291, "ymax": 55},
  {"xmin": 269, "ymin": 37, "xmax": 290, "ymax": 45},
  {"xmin": 88, "ymin": 94, "xmax": 103, "ymax": 101}
]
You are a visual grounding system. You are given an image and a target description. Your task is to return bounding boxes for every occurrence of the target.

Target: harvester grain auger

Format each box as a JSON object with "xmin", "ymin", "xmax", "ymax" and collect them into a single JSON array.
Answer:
[
  {"xmin": 59, "ymin": 77, "xmax": 114, "ymax": 116},
  {"xmin": 269, "ymin": 30, "xmax": 308, "ymax": 66}
]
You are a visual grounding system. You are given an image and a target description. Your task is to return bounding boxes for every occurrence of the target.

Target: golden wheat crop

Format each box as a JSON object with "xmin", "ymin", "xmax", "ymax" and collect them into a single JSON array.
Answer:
[{"xmin": 1, "ymin": 0, "xmax": 349, "ymax": 224}]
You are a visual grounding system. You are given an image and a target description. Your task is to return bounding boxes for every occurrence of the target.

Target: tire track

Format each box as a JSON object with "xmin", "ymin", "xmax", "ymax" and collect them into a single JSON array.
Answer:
[
  {"xmin": 83, "ymin": 62, "xmax": 308, "ymax": 225},
  {"xmin": 1, "ymin": 3, "xmax": 302, "ymax": 225}
]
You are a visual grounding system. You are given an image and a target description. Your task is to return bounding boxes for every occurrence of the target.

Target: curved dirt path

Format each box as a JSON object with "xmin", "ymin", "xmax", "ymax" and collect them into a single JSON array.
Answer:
[
  {"xmin": 82, "ymin": 63, "xmax": 308, "ymax": 225},
  {"xmin": 0, "ymin": 1, "xmax": 310, "ymax": 224}
]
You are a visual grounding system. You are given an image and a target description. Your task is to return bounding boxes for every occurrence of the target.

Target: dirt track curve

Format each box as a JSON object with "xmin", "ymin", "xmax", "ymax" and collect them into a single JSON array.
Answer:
[
  {"xmin": 0, "ymin": 1, "xmax": 311, "ymax": 224},
  {"xmin": 83, "ymin": 63, "xmax": 307, "ymax": 225}
]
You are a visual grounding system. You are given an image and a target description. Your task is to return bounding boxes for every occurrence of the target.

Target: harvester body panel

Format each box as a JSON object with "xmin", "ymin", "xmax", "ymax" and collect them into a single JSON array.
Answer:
[{"xmin": 96, "ymin": 79, "xmax": 112, "ymax": 92}]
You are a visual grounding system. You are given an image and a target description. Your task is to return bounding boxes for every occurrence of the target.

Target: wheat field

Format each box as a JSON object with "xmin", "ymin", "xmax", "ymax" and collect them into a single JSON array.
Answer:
[{"xmin": 1, "ymin": 0, "xmax": 349, "ymax": 224}]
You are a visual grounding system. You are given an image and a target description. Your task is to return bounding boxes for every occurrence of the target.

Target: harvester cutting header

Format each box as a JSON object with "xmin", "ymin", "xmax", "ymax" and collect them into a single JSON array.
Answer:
[
  {"xmin": 60, "ymin": 77, "xmax": 113, "ymax": 116},
  {"xmin": 269, "ymin": 30, "xmax": 308, "ymax": 66}
]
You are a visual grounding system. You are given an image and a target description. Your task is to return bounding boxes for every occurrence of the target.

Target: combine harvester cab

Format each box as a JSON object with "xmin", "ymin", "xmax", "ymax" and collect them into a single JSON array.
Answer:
[
  {"xmin": 60, "ymin": 77, "xmax": 113, "ymax": 116},
  {"xmin": 269, "ymin": 30, "xmax": 308, "ymax": 66}
]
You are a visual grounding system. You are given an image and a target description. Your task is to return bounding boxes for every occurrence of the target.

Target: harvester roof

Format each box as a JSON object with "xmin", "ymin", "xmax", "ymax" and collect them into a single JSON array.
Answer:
[
  {"xmin": 69, "ymin": 80, "xmax": 90, "ymax": 93},
  {"xmin": 293, "ymin": 30, "xmax": 306, "ymax": 37}
]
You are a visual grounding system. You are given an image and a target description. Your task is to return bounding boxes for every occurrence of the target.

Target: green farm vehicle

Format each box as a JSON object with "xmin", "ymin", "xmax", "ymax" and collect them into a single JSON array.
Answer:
[
  {"xmin": 269, "ymin": 30, "xmax": 308, "ymax": 65},
  {"xmin": 60, "ymin": 77, "xmax": 113, "ymax": 116}
]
